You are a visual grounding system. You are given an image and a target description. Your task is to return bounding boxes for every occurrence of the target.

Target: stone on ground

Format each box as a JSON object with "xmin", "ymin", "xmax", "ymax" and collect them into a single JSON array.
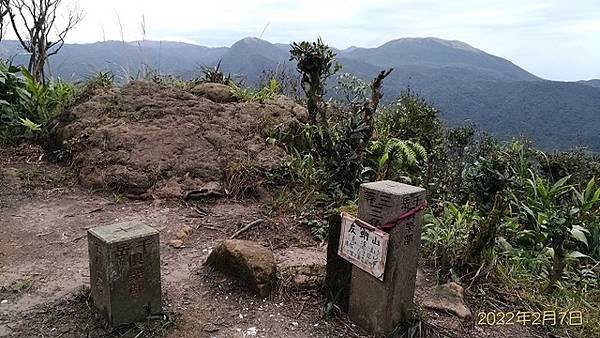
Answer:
[
  {"xmin": 420, "ymin": 282, "xmax": 472, "ymax": 319},
  {"xmin": 276, "ymin": 247, "xmax": 326, "ymax": 289},
  {"xmin": 168, "ymin": 239, "xmax": 184, "ymax": 248},
  {"xmin": 205, "ymin": 239, "xmax": 276, "ymax": 297},
  {"xmin": 184, "ymin": 181, "xmax": 225, "ymax": 200}
]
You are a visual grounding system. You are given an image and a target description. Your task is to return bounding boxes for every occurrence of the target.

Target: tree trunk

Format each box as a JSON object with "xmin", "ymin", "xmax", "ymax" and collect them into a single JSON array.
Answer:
[{"xmin": 546, "ymin": 240, "xmax": 566, "ymax": 293}]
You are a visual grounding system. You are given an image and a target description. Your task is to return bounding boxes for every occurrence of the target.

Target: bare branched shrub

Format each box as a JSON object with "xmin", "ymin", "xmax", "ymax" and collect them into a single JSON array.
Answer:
[
  {"xmin": 5, "ymin": 0, "xmax": 83, "ymax": 83},
  {"xmin": 289, "ymin": 38, "xmax": 393, "ymax": 195},
  {"xmin": 0, "ymin": 1, "xmax": 8, "ymax": 42}
]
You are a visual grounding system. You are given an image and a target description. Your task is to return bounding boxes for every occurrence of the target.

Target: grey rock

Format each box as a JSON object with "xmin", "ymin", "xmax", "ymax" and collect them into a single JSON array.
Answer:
[{"xmin": 421, "ymin": 282, "xmax": 473, "ymax": 319}]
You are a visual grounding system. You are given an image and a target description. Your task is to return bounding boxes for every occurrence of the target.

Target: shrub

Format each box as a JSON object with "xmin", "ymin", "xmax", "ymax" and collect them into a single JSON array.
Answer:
[
  {"xmin": 375, "ymin": 89, "xmax": 443, "ymax": 152},
  {"xmin": 257, "ymin": 67, "xmax": 301, "ymax": 100},
  {"xmin": 0, "ymin": 61, "xmax": 76, "ymax": 143},
  {"xmin": 232, "ymin": 78, "xmax": 280, "ymax": 102},
  {"xmin": 288, "ymin": 38, "xmax": 395, "ymax": 197},
  {"xmin": 0, "ymin": 61, "xmax": 28, "ymax": 141},
  {"xmin": 514, "ymin": 173, "xmax": 599, "ymax": 291},
  {"xmin": 197, "ymin": 60, "xmax": 234, "ymax": 85},
  {"xmin": 367, "ymin": 137, "xmax": 426, "ymax": 182},
  {"xmin": 421, "ymin": 202, "xmax": 482, "ymax": 275}
]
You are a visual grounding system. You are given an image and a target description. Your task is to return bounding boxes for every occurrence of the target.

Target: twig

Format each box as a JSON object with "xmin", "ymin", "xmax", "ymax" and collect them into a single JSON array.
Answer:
[
  {"xmin": 71, "ymin": 234, "xmax": 86, "ymax": 242},
  {"xmin": 197, "ymin": 224, "xmax": 221, "ymax": 232},
  {"xmin": 192, "ymin": 206, "xmax": 210, "ymax": 216},
  {"xmin": 230, "ymin": 219, "xmax": 265, "ymax": 239},
  {"xmin": 295, "ymin": 301, "xmax": 306, "ymax": 318},
  {"xmin": 36, "ymin": 232, "xmax": 53, "ymax": 237}
]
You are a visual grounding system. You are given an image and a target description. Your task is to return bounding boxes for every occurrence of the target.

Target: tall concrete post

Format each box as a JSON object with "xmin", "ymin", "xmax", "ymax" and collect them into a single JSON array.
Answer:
[
  {"xmin": 348, "ymin": 180, "xmax": 426, "ymax": 336},
  {"xmin": 88, "ymin": 221, "xmax": 162, "ymax": 326}
]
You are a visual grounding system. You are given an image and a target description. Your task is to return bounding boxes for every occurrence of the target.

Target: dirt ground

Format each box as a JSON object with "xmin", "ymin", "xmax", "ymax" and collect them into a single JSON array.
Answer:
[{"xmin": 0, "ymin": 145, "xmax": 545, "ymax": 338}]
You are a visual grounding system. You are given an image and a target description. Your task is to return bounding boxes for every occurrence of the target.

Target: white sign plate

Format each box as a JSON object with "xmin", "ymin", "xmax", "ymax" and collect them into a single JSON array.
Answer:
[{"xmin": 338, "ymin": 213, "xmax": 389, "ymax": 281}]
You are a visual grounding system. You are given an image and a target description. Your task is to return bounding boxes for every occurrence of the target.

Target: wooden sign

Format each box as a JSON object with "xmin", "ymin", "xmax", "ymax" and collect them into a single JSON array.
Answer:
[{"xmin": 338, "ymin": 213, "xmax": 389, "ymax": 281}]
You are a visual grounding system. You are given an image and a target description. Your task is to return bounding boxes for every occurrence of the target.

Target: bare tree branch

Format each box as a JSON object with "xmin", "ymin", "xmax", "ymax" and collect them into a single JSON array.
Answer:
[
  {"xmin": 5, "ymin": 0, "xmax": 83, "ymax": 82},
  {"xmin": 0, "ymin": 0, "xmax": 9, "ymax": 42},
  {"xmin": 362, "ymin": 68, "xmax": 394, "ymax": 141}
]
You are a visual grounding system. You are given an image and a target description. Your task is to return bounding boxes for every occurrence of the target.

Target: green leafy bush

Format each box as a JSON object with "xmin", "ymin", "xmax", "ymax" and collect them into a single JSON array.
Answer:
[
  {"xmin": 287, "ymin": 39, "xmax": 401, "ymax": 197},
  {"xmin": 367, "ymin": 137, "xmax": 426, "ymax": 182},
  {"xmin": 422, "ymin": 202, "xmax": 482, "ymax": 273},
  {"xmin": 0, "ymin": 60, "xmax": 76, "ymax": 143},
  {"xmin": 513, "ymin": 173, "xmax": 599, "ymax": 290}
]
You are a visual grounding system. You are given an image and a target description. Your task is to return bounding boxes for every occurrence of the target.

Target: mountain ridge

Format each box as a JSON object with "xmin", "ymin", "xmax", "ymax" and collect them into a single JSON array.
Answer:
[{"xmin": 1, "ymin": 36, "xmax": 598, "ymax": 151}]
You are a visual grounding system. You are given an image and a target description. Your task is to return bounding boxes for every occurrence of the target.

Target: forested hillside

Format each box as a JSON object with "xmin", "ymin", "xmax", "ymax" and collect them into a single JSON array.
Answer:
[{"xmin": 2, "ymin": 37, "xmax": 599, "ymax": 151}]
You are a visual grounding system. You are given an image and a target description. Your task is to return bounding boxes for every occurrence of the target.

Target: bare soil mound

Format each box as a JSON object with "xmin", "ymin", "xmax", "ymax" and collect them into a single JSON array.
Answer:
[{"xmin": 49, "ymin": 81, "xmax": 307, "ymax": 197}]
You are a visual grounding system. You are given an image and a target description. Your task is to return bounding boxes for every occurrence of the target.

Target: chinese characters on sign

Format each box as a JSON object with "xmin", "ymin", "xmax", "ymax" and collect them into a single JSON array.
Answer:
[
  {"xmin": 91, "ymin": 238, "xmax": 105, "ymax": 298},
  {"xmin": 338, "ymin": 213, "xmax": 389, "ymax": 281},
  {"xmin": 363, "ymin": 190, "xmax": 392, "ymax": 226},
  {"xmin": 112, "ymin": 238, "xmax": 153, "ymax": 298}
]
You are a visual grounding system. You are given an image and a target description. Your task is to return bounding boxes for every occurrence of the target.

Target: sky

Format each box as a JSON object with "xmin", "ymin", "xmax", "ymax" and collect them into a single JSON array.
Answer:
[{"xmin": 8, "ymin": 0, "xmax": 600, "ymax": 81}]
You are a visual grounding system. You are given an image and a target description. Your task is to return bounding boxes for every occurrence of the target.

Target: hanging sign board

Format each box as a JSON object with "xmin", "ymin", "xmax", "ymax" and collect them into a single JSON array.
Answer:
[{"xmin": 338, "ymin": 213, "xmax": 389, "ymax": 281}]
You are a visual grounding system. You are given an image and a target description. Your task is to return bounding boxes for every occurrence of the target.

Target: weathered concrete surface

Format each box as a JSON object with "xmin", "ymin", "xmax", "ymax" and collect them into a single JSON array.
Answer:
[
  {"xmin": 205, "ymin": 239, "xmax": 276, "ymax": 297},
  {"xmin": 421, "ymin": 282, "xmax": 473, "ymax": 319},
  {"xmin": 88, "ymin": 221, "xmax": 162, "ymax": 326},
  {"xmin": 349, "ymin": 180, "xmax": 427, "ymax": 336}
]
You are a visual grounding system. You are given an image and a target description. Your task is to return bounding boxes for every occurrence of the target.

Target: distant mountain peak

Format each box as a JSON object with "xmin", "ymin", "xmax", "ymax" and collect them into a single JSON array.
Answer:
[
  {"xmin": 234, "ymin": 37, "xmax": 270, "ymax": 45},
  {"xmin": 2, "ymin": 37, "xmax": 598, "ymax": 151},
  {"xmin": 382, "ymin": 37, "xmax": 483, "ymax": 54},
  {"xmin": 342, "ymin": 46, "xmax": 359, "ymax": 52}
]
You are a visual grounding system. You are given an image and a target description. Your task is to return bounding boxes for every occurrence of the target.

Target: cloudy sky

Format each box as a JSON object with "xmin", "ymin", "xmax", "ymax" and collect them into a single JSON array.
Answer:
[{"xmin": 32, "ymin": 0, "xmax": 600, "ymax": 81}]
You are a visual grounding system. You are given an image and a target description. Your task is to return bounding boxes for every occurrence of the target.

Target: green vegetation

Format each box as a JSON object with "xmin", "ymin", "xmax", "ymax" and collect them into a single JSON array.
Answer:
[
  {"xmin": 1, "ymin": 60, "xmax": 76, "ymax": 142},
  {"xmin": 197, "ymin": 60, "xmax": 234, "ymax": 85},
  {"xmin": 232, "ymin": 78, "xmax": 280, "ymax": 102},
  {"xmin": 265, "ymin": 39, "xmax": 600, "ymax": 337},
  {"xmin": 1, "ymin": 34, "xmax": 598, "ymax": 337}
]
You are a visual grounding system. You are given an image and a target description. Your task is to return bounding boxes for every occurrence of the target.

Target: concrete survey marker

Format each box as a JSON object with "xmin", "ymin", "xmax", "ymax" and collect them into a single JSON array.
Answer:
[
  {"xmin": 349, "ymin": 180, "xmax": 427, "ymax": 337},
  {"xmin": 338, "ymin": 213, "xmax": 389, "ymax": 281},
  {"xmin": 88, "ymin": 220, "xmax": 162, "ymax": 326}
]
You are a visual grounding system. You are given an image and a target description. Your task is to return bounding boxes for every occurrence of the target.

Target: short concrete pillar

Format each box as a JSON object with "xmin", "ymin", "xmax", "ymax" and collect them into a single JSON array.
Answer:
[
  {"xmin": 88, "ymin": 221, "xmax": 162, "ymax": 326},
  {"xmin": 349, "ymin": 181, "xmax": 426, "ymax": 336}
]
